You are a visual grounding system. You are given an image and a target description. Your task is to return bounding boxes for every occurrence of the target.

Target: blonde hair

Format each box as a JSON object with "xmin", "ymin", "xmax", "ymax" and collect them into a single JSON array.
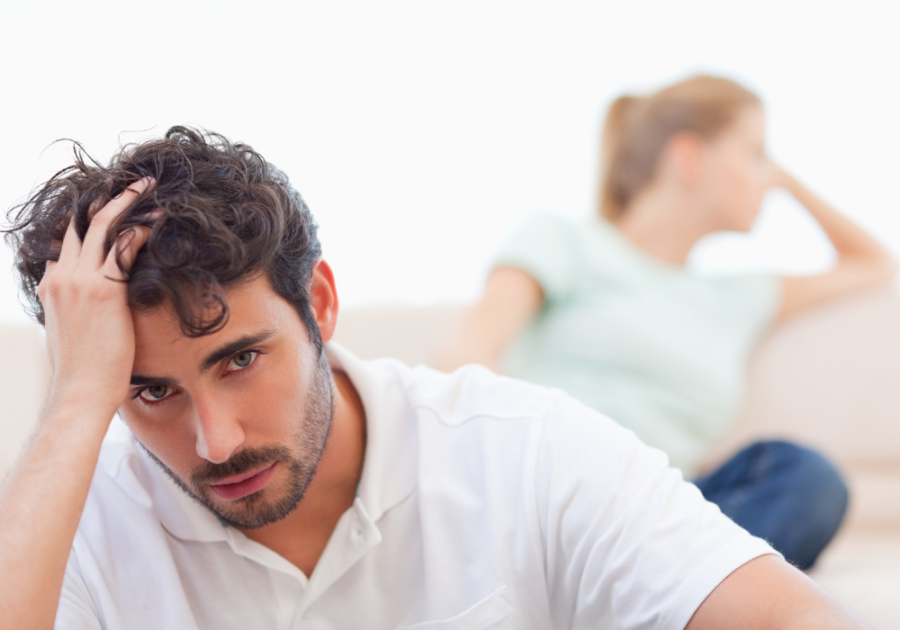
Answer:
[{"xmin": 599, "ymin": 75, "xmax": 761, "ymax": 221}]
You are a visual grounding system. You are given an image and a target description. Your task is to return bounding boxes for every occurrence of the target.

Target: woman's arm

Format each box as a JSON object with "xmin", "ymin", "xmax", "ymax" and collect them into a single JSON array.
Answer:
[
  {"xmin": 776, "ymin": 166, "xmax": 898, "ymax": 319},
  {"xmin": 429, "ymin": 267, "xmax": 543, "ymax": 373}
]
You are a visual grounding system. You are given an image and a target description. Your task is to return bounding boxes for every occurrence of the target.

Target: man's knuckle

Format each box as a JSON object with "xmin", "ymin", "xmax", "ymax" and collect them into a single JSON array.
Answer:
[
  {"xmin": 38, "ymin": 275, "xmax": 60, "ymax": 297},
  {"xmin": 86, "ymin": 281, "xmax": 114, "ymax": 302},
  {"xmin": 89, "ymin": 213, "xmax": 115, "ymax": 229}
]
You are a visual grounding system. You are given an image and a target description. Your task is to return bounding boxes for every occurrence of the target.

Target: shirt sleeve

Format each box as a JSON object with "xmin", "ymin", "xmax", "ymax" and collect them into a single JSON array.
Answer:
[
  {"xmin": 536, "ymin": 393, "xmax": 779, "ymax": 630},
  {"xmin": 55, "ymin": 549, "xmax": 102, "ymax": 630},
  {"xmin": 493, "ymin": 213, "xmax": 579, "ymax": 303}
]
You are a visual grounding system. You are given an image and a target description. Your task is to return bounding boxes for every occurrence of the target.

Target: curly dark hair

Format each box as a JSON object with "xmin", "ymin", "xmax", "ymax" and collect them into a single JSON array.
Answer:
[{"xmin": 4, "ymin": 126, "xmax": 323, "ymax": 350}]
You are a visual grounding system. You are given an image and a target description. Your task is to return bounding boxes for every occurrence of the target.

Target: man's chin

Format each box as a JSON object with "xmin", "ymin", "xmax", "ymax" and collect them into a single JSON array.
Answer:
[{"xmin": 202, "ymin": 484, "xmax": 305, "ymax": 530}]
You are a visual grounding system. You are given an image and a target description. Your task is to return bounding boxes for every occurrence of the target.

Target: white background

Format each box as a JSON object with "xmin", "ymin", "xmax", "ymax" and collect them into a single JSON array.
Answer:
[{"xmin": 1, "ymin": 0, "xmax": 899, "ymax": 323}]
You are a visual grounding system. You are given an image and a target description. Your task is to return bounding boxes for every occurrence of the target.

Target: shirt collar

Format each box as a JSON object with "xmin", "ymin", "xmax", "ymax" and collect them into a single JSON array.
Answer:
[
  {"xmin": 99, "ymin": 417, "xmax": 229, "ymax": 543},
  {"xmin": 324, "ymin": 342, "xmax": 418, "ymax": 523}
]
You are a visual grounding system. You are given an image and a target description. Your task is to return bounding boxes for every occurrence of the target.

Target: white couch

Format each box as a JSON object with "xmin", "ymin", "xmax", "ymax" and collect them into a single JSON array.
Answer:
[{"xmin": 2, "ymin": 291, "xmax": 899, "ymax": 626}]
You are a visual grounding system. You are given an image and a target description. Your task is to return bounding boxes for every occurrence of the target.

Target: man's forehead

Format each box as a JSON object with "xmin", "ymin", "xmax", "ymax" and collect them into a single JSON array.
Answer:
[
  {"xmin": 131, "ymin": 277, "xmax": 294, "ymax": 359},
  {"xmin": 132, "ymin": 306, "xmax": 192, "ymax": 347}
]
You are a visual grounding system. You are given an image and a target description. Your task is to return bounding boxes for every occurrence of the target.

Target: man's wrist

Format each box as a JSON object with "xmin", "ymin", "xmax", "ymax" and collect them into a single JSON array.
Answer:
[{"xmin": 42, "ymin": 387, "xmax": 121, "ymax": 434}]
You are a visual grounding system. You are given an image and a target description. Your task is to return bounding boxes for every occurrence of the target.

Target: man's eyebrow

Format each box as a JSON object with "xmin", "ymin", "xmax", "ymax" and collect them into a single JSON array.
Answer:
[
  {"xmin": 130, "ymin": 375, "xmax": 179, "ymax": 388},
  {"xmin": 129, "ymin": 330, "xmax": 277, "ymax": 387},
  {"xmin": 199, "ymin": 329, "xmax": 276, "ymax": 374}
]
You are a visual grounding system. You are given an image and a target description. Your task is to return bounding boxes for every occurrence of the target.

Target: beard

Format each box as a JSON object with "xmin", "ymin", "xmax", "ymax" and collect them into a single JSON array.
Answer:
[{"xmin": 140, "ymin": 350, "xmax": 334, "ymax": 529}]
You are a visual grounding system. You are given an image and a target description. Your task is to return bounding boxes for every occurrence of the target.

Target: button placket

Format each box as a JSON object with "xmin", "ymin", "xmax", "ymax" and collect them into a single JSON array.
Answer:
[{"xmin": 295, "ymin": 499, "xmax": 383, "ymax": 618}]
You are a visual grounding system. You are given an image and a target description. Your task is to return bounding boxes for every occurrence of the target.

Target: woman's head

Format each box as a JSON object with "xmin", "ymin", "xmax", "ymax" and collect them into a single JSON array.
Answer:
[{"xmin": 599, "ymin": 75, "xmax": 771, "ymax": 231}]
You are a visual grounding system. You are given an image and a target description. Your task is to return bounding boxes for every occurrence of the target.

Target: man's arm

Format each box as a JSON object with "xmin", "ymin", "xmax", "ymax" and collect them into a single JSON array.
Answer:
[
  {"xmin": 536, "ymin": 393, "xmax": 874, "ymax": 629},
  {"xmin": 0, "ymin": 179, "xmax": 154, "ymax": 630},
  {"xmin": 686, "ymin": 555, "xmax": 874, "ymax": 630}
]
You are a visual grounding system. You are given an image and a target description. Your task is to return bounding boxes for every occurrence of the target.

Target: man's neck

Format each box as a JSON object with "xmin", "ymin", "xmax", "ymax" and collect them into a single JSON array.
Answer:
[{"xmin": 240, "ymin": 368, "xmax": 367, "ymax": 576}]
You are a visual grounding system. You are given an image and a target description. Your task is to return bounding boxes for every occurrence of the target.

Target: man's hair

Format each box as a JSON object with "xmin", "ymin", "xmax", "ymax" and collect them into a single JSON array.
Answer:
[{"xmin": 4, "ymin": 126, "xmax": 323, "ymax": 349}]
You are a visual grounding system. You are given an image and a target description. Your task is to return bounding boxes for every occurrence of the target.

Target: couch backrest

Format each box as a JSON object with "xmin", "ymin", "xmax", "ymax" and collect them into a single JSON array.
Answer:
[{"xmin": 710, "ymin": 288, "xmax": 900, "ymax": 468}]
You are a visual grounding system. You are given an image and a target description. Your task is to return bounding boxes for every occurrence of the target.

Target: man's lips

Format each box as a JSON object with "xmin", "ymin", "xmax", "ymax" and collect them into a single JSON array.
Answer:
[{"xmin": 209, "ymin": 463, "xmax": 277, "ymax": 501}]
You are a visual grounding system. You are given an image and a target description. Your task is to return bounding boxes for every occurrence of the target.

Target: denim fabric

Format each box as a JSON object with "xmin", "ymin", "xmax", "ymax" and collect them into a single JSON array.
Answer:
[{"xmin": 693, "ymin": 440, "xmax": 849, "ymax": 570}]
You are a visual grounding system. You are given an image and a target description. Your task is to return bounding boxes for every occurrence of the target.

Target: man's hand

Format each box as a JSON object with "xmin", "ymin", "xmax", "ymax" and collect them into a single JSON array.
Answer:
[
  {"xmin": 0, "ymin": 177, "xmax": 155, "ymax": 630},
  {"xmin": 39, "ymin": 177, "xmax": 155, "ymax": 420}
]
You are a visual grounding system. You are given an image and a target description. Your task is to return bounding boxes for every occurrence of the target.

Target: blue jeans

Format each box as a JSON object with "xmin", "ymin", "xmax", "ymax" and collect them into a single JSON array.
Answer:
[{"xmin": 693, "ymin": 440, "xmax": 849, "ymax": 570}]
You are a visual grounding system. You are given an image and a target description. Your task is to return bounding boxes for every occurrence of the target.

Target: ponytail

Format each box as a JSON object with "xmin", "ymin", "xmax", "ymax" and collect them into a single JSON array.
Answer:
[{"xmin": 599, "ymin": 95, "xmax": 643, "ymax": 221}]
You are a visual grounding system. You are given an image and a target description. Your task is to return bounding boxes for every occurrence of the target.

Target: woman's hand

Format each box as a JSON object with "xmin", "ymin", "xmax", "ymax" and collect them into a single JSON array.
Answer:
[
  {"xmin": 769, "ymin": 162, "xmax": 794, "ymax": 191},
  {"xmin": 769, "ymin": 163, "xmax": 812, "ymax": 200}
]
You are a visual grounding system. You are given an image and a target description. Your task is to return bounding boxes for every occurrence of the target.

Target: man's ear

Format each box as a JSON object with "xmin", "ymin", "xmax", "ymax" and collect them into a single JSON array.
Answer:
[{"xmin": 308, "ymin": 259, "xmax": 339, "ymax": 344}]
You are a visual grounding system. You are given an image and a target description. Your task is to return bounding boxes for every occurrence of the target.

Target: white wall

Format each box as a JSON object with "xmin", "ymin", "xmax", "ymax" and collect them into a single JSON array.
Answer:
[{"xmin": 1, "ymin": 0, "xmax": 898, "ymax": 323}]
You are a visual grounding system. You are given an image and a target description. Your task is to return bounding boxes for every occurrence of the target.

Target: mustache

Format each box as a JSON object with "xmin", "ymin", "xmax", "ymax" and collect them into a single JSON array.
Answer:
[{"xmin": 190, "ymin": 445, "xmax": 291, "ymax": 486}]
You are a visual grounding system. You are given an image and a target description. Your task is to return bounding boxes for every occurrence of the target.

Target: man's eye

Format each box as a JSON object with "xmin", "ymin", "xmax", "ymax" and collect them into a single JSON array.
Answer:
[
  {"xmin": 139, "ymin": 385, "xmax": 173, "ymax": 403},
  {"xmin": 228, "ymin": 351, "xmax": 258, "ymax": 371}
]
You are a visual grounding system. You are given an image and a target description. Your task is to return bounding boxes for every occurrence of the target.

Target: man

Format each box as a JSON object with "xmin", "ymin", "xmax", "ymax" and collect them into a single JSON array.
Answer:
[{"xmin": 0, "ymin": 127, "xmax": 872, "ymax": 629}]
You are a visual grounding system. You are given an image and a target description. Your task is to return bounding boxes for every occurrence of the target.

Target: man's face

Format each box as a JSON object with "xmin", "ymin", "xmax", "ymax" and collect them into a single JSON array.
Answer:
[{"xmin": 119, "ymin": 276, "xmax": 333, "ymax": 529}]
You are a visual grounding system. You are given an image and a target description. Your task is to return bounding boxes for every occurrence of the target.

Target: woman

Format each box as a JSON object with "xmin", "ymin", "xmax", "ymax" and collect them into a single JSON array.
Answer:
[{"xmin": 432, "ymin": 75, "xmax": 897, "ymax": 569}]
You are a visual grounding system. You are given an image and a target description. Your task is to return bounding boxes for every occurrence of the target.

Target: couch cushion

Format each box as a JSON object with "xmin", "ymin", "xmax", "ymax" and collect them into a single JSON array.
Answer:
[{"xmin": 0, "ymin": 324, "xmax": 51, "ymax": 478}]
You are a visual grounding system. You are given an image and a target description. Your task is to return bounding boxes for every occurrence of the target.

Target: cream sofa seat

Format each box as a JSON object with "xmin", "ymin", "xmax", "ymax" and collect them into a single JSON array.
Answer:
[{"xmin": 1, "ymin": 291, "xmax": 898, "ymax": 625}]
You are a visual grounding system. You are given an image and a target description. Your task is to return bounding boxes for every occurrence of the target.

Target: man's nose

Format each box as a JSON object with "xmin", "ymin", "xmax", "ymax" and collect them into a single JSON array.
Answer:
[{"xmin": 192, "ymin": 396, "xmax": 246, "ymax": 464}]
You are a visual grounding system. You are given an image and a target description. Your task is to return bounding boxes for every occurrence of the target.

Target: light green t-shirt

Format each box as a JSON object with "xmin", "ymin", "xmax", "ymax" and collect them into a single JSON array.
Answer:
[{"xmin": 496, "ymin": 213, "xmax": 781, "ymax": 475}]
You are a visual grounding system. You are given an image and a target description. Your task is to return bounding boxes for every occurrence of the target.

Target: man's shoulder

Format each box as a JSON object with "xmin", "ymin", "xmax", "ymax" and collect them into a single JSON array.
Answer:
[
  {"xmin": 355, "ymin": 353, "xmax": 566, "ymax": 429},
  {"xmin": 404, "ymin": 363, "xmax": 564, "ymax": 425},
  {"xmin": 370, "ymin": 357, "xmax": 643, "ymax": 461},
  {"xmin": 349, "ymin": 350, "xmax": 632, "ymax": 445}
]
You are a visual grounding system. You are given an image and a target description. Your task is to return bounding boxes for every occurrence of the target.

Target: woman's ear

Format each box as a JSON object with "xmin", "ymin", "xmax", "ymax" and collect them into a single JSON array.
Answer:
[
  {"xmin": 665, "ymin": 131, "xmax": 704, "ymax": 189},
  {"xmin": 308, "ymin": 259, "xmax": 339, "ymax": 344}
]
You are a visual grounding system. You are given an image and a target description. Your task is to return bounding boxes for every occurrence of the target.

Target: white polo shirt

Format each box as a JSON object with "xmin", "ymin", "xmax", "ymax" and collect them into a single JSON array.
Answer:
[{"xmin": 57, "ymin": 344, "xmax": 775, "ymax": 629}]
